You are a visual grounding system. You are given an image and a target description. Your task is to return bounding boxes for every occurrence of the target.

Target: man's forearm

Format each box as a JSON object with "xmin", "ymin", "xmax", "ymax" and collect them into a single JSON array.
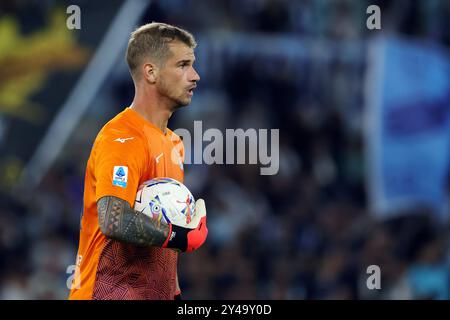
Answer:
[{"xmin": 97, "ymin": 196, "xmax": 170, "ymax": 247}]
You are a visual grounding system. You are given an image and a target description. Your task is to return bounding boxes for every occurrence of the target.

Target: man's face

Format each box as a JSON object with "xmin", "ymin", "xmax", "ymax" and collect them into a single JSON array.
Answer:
[{"xmin": 156, "ymin": 41, "xmax": 200, "ymax": 108}]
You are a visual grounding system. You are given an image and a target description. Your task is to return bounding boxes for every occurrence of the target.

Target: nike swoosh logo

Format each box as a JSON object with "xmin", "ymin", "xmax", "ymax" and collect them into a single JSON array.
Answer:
[
  {"xmin": 155, "ymin": 153, "xmax": 164, "ymax": 163},
  {"xmin": 114, "ymin": 137, "xmax": 134, "ymax": 143}
]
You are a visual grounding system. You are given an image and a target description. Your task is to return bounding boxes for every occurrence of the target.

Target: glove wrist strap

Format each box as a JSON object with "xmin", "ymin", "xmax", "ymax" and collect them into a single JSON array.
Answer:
[{"xmin": 165, "ymin": 224, "xmax": 188, "ymax": 252}]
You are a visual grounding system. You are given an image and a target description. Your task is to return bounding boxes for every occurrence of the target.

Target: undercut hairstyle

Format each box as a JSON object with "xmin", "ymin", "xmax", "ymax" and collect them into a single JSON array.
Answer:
[{"xmin": 126, "ymin": 22, "xmax": 197, "ymax": 80}]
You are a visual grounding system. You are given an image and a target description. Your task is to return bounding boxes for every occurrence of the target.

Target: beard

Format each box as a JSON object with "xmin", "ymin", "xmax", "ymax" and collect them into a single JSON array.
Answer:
[{"xmin": 157, "ymin": 77, "xmax": 190, "ymax": 109}]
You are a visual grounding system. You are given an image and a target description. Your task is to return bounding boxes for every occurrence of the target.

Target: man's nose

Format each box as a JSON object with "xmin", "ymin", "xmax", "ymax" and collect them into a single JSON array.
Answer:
[{"xmin": 190, "ymin": 67, "xmax": 200, "ymax": 82}]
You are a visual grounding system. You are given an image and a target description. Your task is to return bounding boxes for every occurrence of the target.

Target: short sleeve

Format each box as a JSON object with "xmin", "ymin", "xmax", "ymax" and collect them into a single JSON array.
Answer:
[{"xmin": 94, "ymin": 134, "xmax": 147, "ymax": 207}]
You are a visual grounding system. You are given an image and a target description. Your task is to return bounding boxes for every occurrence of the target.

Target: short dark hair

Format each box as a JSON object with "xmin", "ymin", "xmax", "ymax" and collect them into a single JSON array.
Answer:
[{"xmin": 126, "ymin": 22, "xmax": 197, "ymax": 79}]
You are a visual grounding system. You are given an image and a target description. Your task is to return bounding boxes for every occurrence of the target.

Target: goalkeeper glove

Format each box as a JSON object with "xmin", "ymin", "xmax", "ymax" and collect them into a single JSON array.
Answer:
[{"xmin": 163, "ymin": 199, "xmax": 208, "ymax": 252}]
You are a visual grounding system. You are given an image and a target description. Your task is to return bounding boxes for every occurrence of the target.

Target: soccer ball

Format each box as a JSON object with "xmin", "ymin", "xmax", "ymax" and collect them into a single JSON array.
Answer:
[{"xmin": 134, "ymin": 177, "xmax": 196, "ymax": 228}]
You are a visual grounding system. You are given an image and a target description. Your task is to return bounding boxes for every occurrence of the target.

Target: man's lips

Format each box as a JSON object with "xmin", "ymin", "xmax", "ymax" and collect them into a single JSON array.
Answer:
[{"xmin": 187, "ymin": 85, "xmax": 196, "ymax": 96}]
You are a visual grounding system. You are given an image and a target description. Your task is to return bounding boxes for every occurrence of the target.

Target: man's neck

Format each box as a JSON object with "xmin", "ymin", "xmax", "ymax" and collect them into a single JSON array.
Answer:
[{"xmin": 130, "ymin": 88, "xmax": 173, "ymax": 134}]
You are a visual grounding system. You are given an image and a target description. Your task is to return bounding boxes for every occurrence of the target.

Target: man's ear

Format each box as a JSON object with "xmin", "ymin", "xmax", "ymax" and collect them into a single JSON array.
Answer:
[{"xmin": 143, "ymin": 62, "xmax": 157, "ymax": 83}]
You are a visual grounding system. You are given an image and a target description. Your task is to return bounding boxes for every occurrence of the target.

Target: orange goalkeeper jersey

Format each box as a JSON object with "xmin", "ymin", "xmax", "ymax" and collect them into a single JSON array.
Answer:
[{"xmin": 69, "ymin": 107, "xmax": 185, "ymax": 300}]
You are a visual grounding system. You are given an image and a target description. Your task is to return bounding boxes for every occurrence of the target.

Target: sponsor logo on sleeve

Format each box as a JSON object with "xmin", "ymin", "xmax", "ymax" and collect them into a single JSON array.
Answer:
[{"xmin": 112, "ymin": 166, "xmax": 128, "ymax": 188}]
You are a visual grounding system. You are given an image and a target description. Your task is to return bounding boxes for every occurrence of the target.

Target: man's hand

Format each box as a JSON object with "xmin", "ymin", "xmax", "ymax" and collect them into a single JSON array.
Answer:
[{"xmin": 163, "ymin": 199, "xmax": 208, "ymax": 252}]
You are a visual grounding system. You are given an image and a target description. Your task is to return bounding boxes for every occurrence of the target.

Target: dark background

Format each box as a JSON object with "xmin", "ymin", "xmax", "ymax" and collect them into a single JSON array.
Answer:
[{"xmin": 0, "ymin": 0, "xmax": 449, "ymax": 299}]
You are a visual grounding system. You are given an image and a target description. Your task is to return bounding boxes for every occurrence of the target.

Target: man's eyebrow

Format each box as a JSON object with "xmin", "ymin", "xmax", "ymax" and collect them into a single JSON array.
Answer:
[{"xmin": 177, "ymin": 58, "xmax": 195, "ymax": 65}]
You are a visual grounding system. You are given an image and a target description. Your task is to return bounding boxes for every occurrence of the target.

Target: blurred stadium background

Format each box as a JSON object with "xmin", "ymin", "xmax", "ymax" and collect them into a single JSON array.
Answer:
[{"xmin": 1, "ymin": 0, "xmax": 450, "ymax": 299}]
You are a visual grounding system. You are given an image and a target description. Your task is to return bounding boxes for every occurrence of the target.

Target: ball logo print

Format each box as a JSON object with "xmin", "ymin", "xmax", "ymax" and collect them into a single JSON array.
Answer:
[
  {"xmin": 134, "ymin": 178, "xmax": 196, "ymax": 228},
  {"xmin": 148, "ymin": 195, "xmax": 165, "ymax": 223},
  {"xmin": 176, "ymin": 195, "xmax": 194, "ymax": 224}
]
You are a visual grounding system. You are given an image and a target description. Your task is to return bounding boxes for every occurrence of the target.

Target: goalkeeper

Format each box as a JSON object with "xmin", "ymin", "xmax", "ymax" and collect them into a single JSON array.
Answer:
[{"xmin": 69, "ymin": 22, "xmax": 207, "ymax": 300}]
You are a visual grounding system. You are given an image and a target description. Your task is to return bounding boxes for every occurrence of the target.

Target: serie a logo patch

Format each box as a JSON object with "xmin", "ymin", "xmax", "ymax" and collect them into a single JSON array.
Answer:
[{"xmin": 112, "ymin": 166, "xmax": 128, "ymax": 188}]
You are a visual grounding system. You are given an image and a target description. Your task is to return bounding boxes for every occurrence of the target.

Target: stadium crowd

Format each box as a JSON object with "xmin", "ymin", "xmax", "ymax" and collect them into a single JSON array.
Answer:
[{"xmin": 0, "ymin": 0, "xmax": 449, "ymax": 299}]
